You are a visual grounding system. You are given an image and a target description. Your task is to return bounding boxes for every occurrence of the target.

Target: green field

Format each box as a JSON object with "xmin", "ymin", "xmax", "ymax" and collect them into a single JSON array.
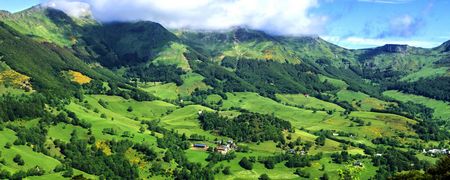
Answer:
[
  {"xmin": 400, "ymin": 67, "xmax": 449, "ymax": 82},
  {"xmin": 383, "ymin": 90, "xmax": 450, "ymax": 119},
  {"xmin": 336, "ymin": 90, "xmax": 392, "ymax": 111},
  {"xmin": 152, "ymin": 42, "xmax": 191, "ymax": 71},
  {"xmin": 318, "ymin": 75, "xmax": 349, "ymax": 89},
  {"xmin": 139, "ymin": 72, "xmax": 210, "ymax": 100},
  {"xmin": 277, "ymin": 93, "xmax": 345, "ymax": 111}
]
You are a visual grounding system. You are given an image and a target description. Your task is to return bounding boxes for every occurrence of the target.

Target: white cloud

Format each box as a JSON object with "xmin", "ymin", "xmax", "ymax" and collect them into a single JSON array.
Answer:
[
  {"xmin": 322, "ymin": 36, "xmax": 441, "ymax": 49},
  {"xmin": 379, "ymin": 14, "xmax": 423, "ymax": 37},
  {"xmin": 42, "ymin": 0, "xmax": 327, "ymax": 36},
  {"xmin": 43, "ymin": 0, "xmax": 92, "ymax": 18}
]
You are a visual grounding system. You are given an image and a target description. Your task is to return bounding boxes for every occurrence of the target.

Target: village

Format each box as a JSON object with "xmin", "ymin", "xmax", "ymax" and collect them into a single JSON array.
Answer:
[{"xmin": 192, "ymin": 139, "xmax": 238, "ymax": 155}]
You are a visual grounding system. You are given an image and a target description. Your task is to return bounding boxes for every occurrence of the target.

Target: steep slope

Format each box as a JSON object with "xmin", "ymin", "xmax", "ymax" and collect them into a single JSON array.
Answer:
[
  {"xmin": 0, "ymin": 22, "xmax": 120, "ymax": 96},
  {"xmin": 176, "ymin": 28, "xmax": 355, "ymax": 65},
  {"xmin": 354, "ymin": 44, "xmax": 448, "ymax": 82},
  {"xmin": 0, "ymin": 6, "xmax": 93, "ymax": 47},
  {"xmin": 0, "ymin": 6, "xmax": 181, "ymax": 68},
  {"xmin": 90, "ymin": 21, "xmax": 178, "ymax": 67}
]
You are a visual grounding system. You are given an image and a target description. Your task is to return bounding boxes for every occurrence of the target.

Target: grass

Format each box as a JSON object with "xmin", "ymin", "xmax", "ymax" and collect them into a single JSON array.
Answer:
[
  {"xmin": 152, "ymin": 42, "xmax": 191, "ymax": 71},
  {"xmin": 179, "ymin": 73, "xmax": 210, "ymax": 97},
  {"xmin": 276, "ymin": 93, "xmax": 345, "ymax": 112},
  {"xmin": 159, "ymin": 105, "xmax": 220, "ymax": 139},
  {"xmin": 222, "ymin": 92, "xmax": 329, "ymax": 129},
  {"xmin": 383, "ymin": 90, "xmax": 450, "ymax": 120},
  {"xmin": 91, "ymin": 95, "xmax": 177, "ymax": 120},
  {"xmin": 139, "ymin": 82, "xmax": 179, "ymax": 100},
  {"xmin": 221, "ymin": 41, "xmax": 300, "ymax": 64},
  {"xmin": 336, "ymin": 90, "xmax": 392, "ymax": 111},
  {"xmin": 65, "ymin": 95, "xmax": 163, "ymax": 146},
  {"xmin": 47, "ymin": 123, "xmax": 89, "ymax": 142},
  {"xmin": 318, "ymin": 74, "xmax": 348, "ymax": 89},
  {"xmin": 0, "ymin": 85, "xmax": 29, "ymax": 95},
  {"xmin": 138, "ymin": 72, "xmax": 210, "ymax": 100},
  {"xmin": 0, "ymin": 129, "xmax": 61, "ymax": 173},
  {"xmin": 348, "ymin": 111, "xmax": 417, "ymax": 138},
  {"xmin": 205, "ymin": 94, "xmax": 223, "ymax": 105},
  {"xmin": 214, "ymin": 152, "xmax": 299, "ymax": 180},
  {"xmin": 400, "ymin": 66, "xmax": 449, "ymax": 82}
]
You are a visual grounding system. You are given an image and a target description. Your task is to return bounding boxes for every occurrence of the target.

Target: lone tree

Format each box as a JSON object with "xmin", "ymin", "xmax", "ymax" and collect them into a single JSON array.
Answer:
[
  {"xmin": 127, "ymin": 106, "xmax": 133, "ymax": 112},
  {"xmin": 259, "ymin": 173, "xmax": 271, "ymax": 180},
  {"xmin": 239, "ymin": 157, "xmax": 253, "ymax": 170},
  {"xmin": 13, "ymin": 154, "xmax": 24, "ymax": 166}
]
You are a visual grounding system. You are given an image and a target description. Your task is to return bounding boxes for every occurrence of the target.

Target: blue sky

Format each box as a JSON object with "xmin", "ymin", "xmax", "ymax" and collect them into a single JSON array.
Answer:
[
  {"xmin": 1, "ymin": 0, "xmax": 449, "ymax": 49},
  {"xmin": 0, "ymin": 0, "xmax": 40, "ymax": 12},
  {"xmin": 317, "ymin": 0, "xmax": 450, "ymax": 49}
]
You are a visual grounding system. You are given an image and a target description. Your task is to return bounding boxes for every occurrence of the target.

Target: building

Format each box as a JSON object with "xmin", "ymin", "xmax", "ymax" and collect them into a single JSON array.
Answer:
[
  {"xmin": 215, "ymin": 139, "xmax": 237, "ymax": 154},
  {"xmin": 216, "ymin": 145, "xmax": 230, "ymax": 154},
  {"xmin": 193, "ymin": 144, "xmax": 208, "ymax": 150}
]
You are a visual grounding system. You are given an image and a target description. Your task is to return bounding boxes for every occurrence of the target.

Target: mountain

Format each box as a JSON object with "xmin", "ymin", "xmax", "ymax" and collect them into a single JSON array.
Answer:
[
  {"xmin": 0, "ymin": 21, "xmax": 122, "ymax": 97},
  {"xmin": 435, "ymin": 40, "xmax": 450, "ymax": 53},
  {"xmin": 0, "ymin": 6, "xmax": 449, "ymax": 180},
  {"xmin": 176, "ymin": 27, "xmax": 352, "ymax": 65}
]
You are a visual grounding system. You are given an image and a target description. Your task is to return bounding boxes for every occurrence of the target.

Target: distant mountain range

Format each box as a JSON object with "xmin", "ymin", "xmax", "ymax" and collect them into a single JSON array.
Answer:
[{"xmin": 0, "ymin": 6, "xmax": 448, "ymax": 100}]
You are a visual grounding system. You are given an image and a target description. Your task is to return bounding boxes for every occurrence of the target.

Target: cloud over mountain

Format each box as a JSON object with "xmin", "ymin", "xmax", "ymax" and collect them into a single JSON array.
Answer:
[
  {"xmin": 377, "ymin": 14, "xmax": 424, "ymax": 38},
  {"xmin": 42, "ymin": 0, "xmax": 328, "ymax": 36}
]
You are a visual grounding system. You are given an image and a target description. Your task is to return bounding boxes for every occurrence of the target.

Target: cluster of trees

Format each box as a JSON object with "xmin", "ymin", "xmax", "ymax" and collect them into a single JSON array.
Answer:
[
  {"xmin": 199, "ymin": 112, "xmax": 292, "ymax": 142},
  {"xmin": 387, "ymin": 76, "xmax": 450, "ymax": 101},
  {"xmin": 144, "ymin": 120, "xmax": 221, "ymax": 179},
  {"xmin": 0, "ymin": 94, "xmax": 46, "ymax": 122},
  {"xmin": 324, "ymin": 65, "xmax": 381, "ymax": 97},
  {"xmin": 157, "ymin": 129, "xmax": 191, "ymax": 150},
  {"xmin": 0, "ymin": 166, "xmax": 45, "ymax": 180},
  {"xmin": 285, "ymin": 153, "xmax": 322, "ymax": 168},
  {"xmin": 391, "ymin": 155, "xmax": 450, "ymax": 180},
  {"xmin": 349, "ymin": 117, "xmax": 367, "ymax": 126},
  {"xmin": 256, "ymin": 153, "xmax": 323, "ymax": 169},
  {"xmin": 52, "ymin": 111, "xmax": 91, "ymax": 128},
  {"xmin": 55, "ymin": 134, "xmax": 139, "ymax": 179},
  {"xmin": 412, "ymin": 120, "xmax": 450, "ymax": 141},
  {"xmin": 13, "ymin": 126, "xmax": 47, "ymax": 152},
  {"xmin": 373, "ymin": 101, "xmax": 434, "ymax": 121},
  {"xmin": 125, "ymin": 64, "xmax": 185, "ymax": 85},
  {"xmin": 371, "ymin": 148, "xmax": 431, "ymax": 179},
  {"xmin": 192, "ymin": 59, "xmax": 340, "ymax": 99},
  {"xmin": 206, "ymin": 152, "xmax": 237, "ymax": 164},
  {"xmin": 83, "ymin": 80, "xmax": 156, "ymax": 102},
  {"xmin": 234, "ymin": 60, "xmax": 337, "ymax": 97},
  {"xmin": 192, "ymin": 62, "xmax": 256, "ymax": 93},
  {"xmin": 372, "ymin": 137, "xmax": 402, "ymax": 147},
  {"xmin": 330, "ymin": 151, "xmax": 364, "ymax": 164}
]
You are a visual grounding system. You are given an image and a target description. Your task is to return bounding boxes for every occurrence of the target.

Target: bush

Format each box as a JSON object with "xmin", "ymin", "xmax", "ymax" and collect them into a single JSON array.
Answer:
[
  {"xmin": 295, "ymin": 169, "xmax": 310, "ymax": 178},
  {"xmin": 222, "ymin": 166, "xmax": 231, "ymax": 175},
  {"xmin": 13, "ymin": 154, "xmax": 24, "ymax": 166},
  {"xmin": 239, "ymin": 157, "xmax": 253, "ymax": 170},
  {"xmin": 259, "ymin": 173, "xmax": 271, "ymax": 180}
]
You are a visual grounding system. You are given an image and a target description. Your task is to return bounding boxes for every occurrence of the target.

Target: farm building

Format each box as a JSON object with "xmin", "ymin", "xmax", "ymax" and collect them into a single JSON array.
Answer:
[{"xmin": 193, "ymin": 144, "xmax": 208, "ymax": 149}]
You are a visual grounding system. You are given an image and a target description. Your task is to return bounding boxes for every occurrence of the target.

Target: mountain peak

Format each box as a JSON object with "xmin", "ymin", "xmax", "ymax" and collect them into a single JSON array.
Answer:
[
  {"xmin": 436, "ymin": 40, "xmax": 450, "ymax": 52},
  {"xmin": 376, "ymin": 44, "xmax": 409, "ymax": 53},
  {"xmin": 231, "ymin": 27, "xmax": 274, "ymax": 42}
]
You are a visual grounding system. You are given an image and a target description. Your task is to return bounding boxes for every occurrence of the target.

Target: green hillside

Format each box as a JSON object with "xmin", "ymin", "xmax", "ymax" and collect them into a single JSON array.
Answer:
[{"xmin": 0, "ymin": 6, "xmax": 448, "ymax": 180}]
